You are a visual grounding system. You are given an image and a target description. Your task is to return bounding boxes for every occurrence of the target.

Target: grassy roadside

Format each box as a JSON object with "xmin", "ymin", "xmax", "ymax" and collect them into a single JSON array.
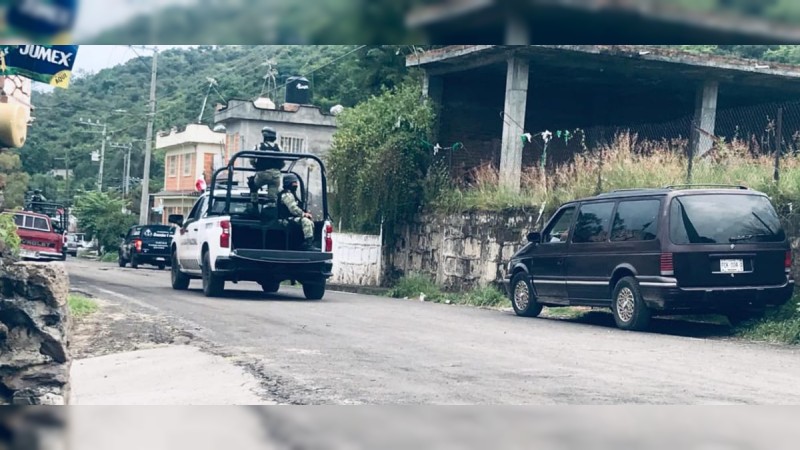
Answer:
[
  {"xmin": 99, "ymin": 252, "xmax": 118, "ymax": 263},
  {"xmin": 734, "ymin": 297, "xmax": 800, "ymax": 345},
  {"xmin": 387, "ymin": 274, "xmax": 800, "ymax": 344},
  {"xmin": 68, "ymin": 294, "xmax": 99, "ymax": 319}
]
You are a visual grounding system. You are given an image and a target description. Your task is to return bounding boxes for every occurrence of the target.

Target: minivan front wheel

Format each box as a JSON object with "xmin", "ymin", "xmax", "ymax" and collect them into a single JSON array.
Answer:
[
  {"xmin": 511, "ymin": 273, "xmax": 543, "ymax": 317},
  {"xmin": 611, "ymin": 277, "xmax": 651, "ymax": 331}
]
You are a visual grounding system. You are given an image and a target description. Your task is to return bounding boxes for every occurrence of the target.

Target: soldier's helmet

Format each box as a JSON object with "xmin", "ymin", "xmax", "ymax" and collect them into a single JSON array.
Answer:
[
  {"xmin": 261, "ymin": 126, "xmax": 277, "ymax": 142},
  {"xmin": 283, "ymin": 173, "xmax": 300, "ymax": 191}
]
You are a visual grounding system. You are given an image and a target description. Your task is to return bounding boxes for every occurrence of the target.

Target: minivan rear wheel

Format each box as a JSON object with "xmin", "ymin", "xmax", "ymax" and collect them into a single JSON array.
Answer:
[
  {"xmin": 611, "ymin": 277, "xmax": 651, "ymax": 331},
  {"xmin": 511, "ymin": 273, "xmax": 542, "ymax": 317}
]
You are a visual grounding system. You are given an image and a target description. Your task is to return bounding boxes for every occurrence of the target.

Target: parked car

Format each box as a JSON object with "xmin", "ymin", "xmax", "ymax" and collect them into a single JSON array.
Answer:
[
  {"xmin": 66, "ymin": 232, "xmax": 89, "ymax": 257},
  {"xmin": 118, "ymin": 224, "xmax": 175, "ymax": 270},
  {"xmin": 505, "ymin": 185, "xmax": 795, "ymax": 331},
  {"xmin": 6, "ymin": 211, "xmax": 66, "ymax": 261}
]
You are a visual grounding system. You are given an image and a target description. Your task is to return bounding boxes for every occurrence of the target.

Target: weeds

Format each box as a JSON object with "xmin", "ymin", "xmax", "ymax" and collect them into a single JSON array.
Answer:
[
  {"xmin": 68, "ymin": 294, "xmax": 98, "ymax": 319},
  {"xmin": 100, "ymin": 252, "xmax": 118, "ymax": 263},
  {"xmin": 389, "ymin": 274, "xmax": 509, "ymax": 308},
  {"xmin": 734, "ymin": 297, "xmax": 800, "ymax": 345},
  {"xmin": 429, "ymin": 132, "xmax": 800, "ymax": 215}
]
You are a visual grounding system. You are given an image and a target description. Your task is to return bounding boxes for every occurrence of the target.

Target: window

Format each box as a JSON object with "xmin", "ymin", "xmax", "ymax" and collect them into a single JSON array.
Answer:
[
  {"xmin": 573, "ymin": 202, "xmax": 615, "ymax": 244},
  {"xmin": 23, "ymin": 216, "xmax": 34, "ymax": 229},
  {"xmin": 611, "ymin": 200, "xmax": 661, "ymax": 242},
  {"xmin": 13, "ymin": 214, "xmax": 23, "ymax": 226},
  {"xmin": 543, "ymin": 207, "xmax": 576, "ymax": 244},
  {"xmin": 670, "ymin": 194, "xmax": 785, "ymax": 244},
  {"xmin": 280, "ymin": 135, "xmax": 305, "ymax": 153},
  {"xmin": 168, "ymin": 155, "xmax": 177, "ymax": 177},
  {"xmin": 33, "ymin": 218, "xmax": 49, "ymax": 231},
  {"xmin": 183, "ymin": 153, "xmax": 194, "ymax": 176}
]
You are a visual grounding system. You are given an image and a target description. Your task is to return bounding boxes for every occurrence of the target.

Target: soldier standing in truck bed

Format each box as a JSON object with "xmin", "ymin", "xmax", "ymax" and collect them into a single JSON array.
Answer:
[{"xmin": 248, "ymin": 126, "xmax": 284, "ymax": 208}]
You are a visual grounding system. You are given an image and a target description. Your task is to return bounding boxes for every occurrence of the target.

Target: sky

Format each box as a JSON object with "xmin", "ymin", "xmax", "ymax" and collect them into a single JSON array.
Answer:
[{"xmin": 32, "ymin": 45, "xmax": 196, "ymax": 93}]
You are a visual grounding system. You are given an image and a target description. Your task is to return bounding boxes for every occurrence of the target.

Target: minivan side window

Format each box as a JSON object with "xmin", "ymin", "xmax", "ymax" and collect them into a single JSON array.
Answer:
[
  {"xmin": 542, "ymin": 207, "xmax": 576, "ymax": 244},
  {"xmin": 572, "ymin": 202, "xmax": 615, "ymax": 244},
  {"xmin": 611, "ymin": 199, "xmax": 660, "ymax": 242}
]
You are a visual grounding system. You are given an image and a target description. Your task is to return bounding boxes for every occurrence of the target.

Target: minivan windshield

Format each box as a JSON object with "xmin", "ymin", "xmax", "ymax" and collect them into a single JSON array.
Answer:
[{"xmin": 670, "ymin": 194, "xmax": 785, "ymax": 244}]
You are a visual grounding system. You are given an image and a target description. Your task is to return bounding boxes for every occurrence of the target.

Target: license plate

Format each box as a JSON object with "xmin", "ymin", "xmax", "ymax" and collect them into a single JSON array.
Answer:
[
  {"xmin": 156, "ymin": 257, "xmax": 165, "ymax": 262},
  {"xmin": 720, "ymin": 259, "xmax": 744, "ymax": 273}
]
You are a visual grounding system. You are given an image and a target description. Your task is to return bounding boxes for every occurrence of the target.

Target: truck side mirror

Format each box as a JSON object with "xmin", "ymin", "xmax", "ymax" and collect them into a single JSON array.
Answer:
[
  {"xmin": 527, "ymin": 232, "xmax": 541, "ymax": 243},
  {"xmin": 168, "ymin": 214, "xmax": 184, "ymax": 227}
]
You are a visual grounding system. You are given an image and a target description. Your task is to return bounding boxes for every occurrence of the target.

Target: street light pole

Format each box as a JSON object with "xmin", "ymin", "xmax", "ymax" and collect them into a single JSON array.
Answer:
[{"xmin": 136, "ymin": 46, "xmax": 159, "ymax": 225}]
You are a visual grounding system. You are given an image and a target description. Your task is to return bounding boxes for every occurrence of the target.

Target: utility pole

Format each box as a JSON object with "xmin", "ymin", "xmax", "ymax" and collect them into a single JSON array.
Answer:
[
  {"xmin": 134, "ymin": 46, "xmax": 159, "ymax": 225},
  {"xmin": 78, "ymin": 118, "xmax": 108, "ymax": 191},
  {"xmin": 110, "ymin": 142, "xmax": 134, "ymax": 199}
]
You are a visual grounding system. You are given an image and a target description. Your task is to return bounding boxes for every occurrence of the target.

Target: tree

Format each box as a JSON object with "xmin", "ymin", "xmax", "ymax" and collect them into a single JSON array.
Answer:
[
  {"xmin": 0, "ymin": 152, "xmax": 31, "ymax": 209},
  {"xmin": 328, "ymin": 82, "xmax": 434, "ymax": 235},
  {"xmin": 73, "ymin": 191, "xmax": 136, "ymax": 253}
]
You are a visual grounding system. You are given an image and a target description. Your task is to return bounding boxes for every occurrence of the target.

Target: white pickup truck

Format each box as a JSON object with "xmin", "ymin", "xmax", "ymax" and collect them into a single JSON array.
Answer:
[{"xmin": 168, "ymin": 150, "xmax": 334, "ymax": 299}]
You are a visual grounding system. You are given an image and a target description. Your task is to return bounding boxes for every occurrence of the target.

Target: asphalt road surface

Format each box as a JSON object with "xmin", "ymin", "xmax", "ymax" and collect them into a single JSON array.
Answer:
[{"xmin": 67, "ymin": 259, "xmax": 800, "ymax": 405}]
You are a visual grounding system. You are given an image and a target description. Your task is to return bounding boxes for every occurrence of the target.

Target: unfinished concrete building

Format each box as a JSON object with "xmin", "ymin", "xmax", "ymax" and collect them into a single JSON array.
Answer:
[{"xmin": 407, "ymin": 45, "xmax": 800, "ymax": 190}]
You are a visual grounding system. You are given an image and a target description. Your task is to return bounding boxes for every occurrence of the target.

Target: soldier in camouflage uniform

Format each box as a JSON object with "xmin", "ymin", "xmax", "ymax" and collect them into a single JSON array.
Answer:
[
  {"xmin": 279, "ymin": 174, "xmax": 319, "ymax": 251},
  {"xmin": 248, "ymin": 126, "xmax": 283, "ymax": 208}
]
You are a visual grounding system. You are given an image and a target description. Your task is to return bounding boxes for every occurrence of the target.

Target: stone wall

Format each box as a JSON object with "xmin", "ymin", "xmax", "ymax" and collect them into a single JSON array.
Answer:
[
  {"xmin": 389, "ymin": 210, "xmax": 538, "ymax": 291},
  {"xmin": 0, "ymin": 262, "xmax": 71, "ymax": 405}
]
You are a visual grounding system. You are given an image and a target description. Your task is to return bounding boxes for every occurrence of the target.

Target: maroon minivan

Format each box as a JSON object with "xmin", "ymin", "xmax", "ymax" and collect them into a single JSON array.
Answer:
[{"xmin": 505, "ymin": 185, "xmax": 794, "ymax": 331}]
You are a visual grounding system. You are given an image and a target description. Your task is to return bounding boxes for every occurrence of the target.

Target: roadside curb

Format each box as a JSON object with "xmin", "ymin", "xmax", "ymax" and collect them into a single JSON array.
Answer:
[{"xmin": 326, "ymin": 284, "xmax": 391, "ymax": 296}]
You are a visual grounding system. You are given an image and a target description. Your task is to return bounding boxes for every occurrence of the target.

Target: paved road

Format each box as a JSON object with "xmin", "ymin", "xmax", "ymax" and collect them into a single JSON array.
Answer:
[{"xmin": 67, "ymin": 259, "xmax": 800, "ymax": 405}]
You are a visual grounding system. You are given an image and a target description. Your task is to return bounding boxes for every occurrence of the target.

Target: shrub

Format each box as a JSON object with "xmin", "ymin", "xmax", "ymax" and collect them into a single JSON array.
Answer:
[
  {"xmin": 462, "ymin": 286, "xmax": 510, "ymax": 308},
  {"xmin": 0, "ymin": 212, "xmax": 20, "ymax": 258},
  {"xmin": 328, "ymin": 81, "xmax": 435, "ymax": 235}
]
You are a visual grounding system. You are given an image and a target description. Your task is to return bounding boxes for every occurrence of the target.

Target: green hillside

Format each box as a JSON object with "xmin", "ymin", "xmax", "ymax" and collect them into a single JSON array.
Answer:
[{"xmin": 19, "ymin": 45, "xmax": 416, "ymax": 210}]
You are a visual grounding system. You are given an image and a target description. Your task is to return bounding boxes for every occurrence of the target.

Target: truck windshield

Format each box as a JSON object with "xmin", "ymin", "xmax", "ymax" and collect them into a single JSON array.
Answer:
[{"xmin": 670, "ymin": 194, "xmax": 785, "ymax": 244}]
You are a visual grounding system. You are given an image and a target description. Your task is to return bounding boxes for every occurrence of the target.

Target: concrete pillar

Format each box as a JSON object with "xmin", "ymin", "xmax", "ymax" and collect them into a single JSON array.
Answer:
[
  {"xmin": 423, "ymin": 73, "xmax": 444, "ymax": 143},
  {"xmin": 690, "ymin": 80, "xmax": 719, "ymax": 158},
  {"xmin": 422, "ymin": 73, "xmax": 443, "ymax": 103},
  {"xmin": 505, "ymin": 15, "xmax": 530, "ymax": 45},
  {"xmin": 499, "ymin": 56, "xmax": 529, "ymax": 192}
]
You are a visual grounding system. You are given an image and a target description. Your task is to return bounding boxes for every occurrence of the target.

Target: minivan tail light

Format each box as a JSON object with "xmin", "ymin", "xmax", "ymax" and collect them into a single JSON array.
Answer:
[
  {"xmin": 785, "ymin": 250, "xmax": 793, "ymax": 273},
  {"xmin": 134, "ymin": 239, "xmax": 143, "ymax": 252},
  {"xmin": 220, "ymin": 220, "xmax": 231, "ymax": 248},
  {"xmin": 324, "ymin": 222, "xmax": 333, "ymax": 253},
  {"xmin": 660, "ymin": 253, "xmax": 674, "ymax": 276}
]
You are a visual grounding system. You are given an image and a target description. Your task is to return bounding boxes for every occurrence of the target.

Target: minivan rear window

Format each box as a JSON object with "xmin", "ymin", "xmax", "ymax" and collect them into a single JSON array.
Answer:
[{"xmin": 670, "ymin": 194, "xmax": 785, "ymax": 244}]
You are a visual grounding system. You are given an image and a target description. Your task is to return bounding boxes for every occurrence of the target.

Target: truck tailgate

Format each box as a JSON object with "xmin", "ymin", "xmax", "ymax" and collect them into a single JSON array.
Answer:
[{"xmin": 231, "ymin": 249, "xmax": 333, "ymax": 264}]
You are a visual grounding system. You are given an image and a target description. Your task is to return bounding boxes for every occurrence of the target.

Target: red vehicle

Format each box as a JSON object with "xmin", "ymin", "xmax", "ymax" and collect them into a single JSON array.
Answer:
[{"xmin": 7, "ymin": 211, "xmax": 66, "ymax": 261}]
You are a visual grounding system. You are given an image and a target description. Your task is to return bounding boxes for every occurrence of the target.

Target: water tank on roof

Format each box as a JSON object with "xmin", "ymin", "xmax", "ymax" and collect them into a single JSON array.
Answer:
[{"xmin": 285, "ymin": 76, "xmax": 311, "ymax": 105}]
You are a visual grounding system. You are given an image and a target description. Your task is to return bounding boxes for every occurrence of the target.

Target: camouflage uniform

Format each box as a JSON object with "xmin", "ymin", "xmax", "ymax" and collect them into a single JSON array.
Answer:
[
  {"xmin": 280, "ymin": 190, "xmax": 313, "ymax": 240},
  {"xmin": 249, "ymin": 127, "xmax": 283, "ymax": 206}
]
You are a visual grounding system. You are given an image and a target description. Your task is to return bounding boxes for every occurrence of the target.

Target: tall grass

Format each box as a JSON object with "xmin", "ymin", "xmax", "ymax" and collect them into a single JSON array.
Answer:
[{"xmin": 430, "ymin": 132, "xmax": 800, "ymax": 214}]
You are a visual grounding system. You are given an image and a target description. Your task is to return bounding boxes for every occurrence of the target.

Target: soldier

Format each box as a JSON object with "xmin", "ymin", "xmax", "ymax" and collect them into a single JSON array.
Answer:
[
  {"xmin": 279, "ymin": 174, "xmax": 319, "ymax": 251},
  {"xmin": 248, "ymin": 126, "xmax": 283, "ymax": 208}
]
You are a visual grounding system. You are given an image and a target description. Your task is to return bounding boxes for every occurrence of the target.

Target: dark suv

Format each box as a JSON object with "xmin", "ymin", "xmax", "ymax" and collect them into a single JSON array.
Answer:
[{"xmin": 504, "ymin": 185, "xmax": 795, "ymax": 331}]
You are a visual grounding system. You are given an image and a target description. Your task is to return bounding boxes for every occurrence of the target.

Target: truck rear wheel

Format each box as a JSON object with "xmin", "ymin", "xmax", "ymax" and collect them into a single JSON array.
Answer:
[
  {"xmin": 202, "ymin": 251, "xmax": 225, "ymax": 297},
  {"xmin": 302, "ymin": 280, "xmax": 325, "ymax": 300}
]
